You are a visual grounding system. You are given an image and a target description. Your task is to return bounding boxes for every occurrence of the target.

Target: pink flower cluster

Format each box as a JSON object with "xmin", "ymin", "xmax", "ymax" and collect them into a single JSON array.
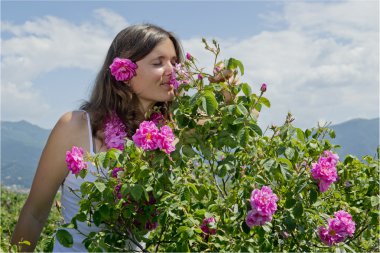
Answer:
[
  {"xmin": 200, "ymin": 217, "xmax": 217, "ymax": 235},
  {"xmin": 246, "ymin": 186, "xmax": 278, "ymax": 227},
  {"xmin": 104, "ymin": 112, "xmax": 127, "ymax": 150},
  {"xmin": 132, "ymin": 121, "xmax": 175, "ymax": 154},
  {"xmin": 174, "ymin": 63, "xmax": 190, "ymax": 87},
  {"xmin": 109, "ymin": 57, "xmax": 137, "ymax": 81},
  {"xmin": 318, "ymin": 210, "xmax": 356, "ymax": 246},
  {"xmin": 311, "ymin": 150, "xmax": 339, "ymax": 192},
  {"xmin": 66, "ymin": 146, "xmax": 88, "ymax": 175}
]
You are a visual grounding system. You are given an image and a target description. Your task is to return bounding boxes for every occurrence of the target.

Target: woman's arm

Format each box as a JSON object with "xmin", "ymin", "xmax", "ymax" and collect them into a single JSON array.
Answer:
[{"xmin": 11, "ymin": 111, "xmax": 88, "ymax": 252}]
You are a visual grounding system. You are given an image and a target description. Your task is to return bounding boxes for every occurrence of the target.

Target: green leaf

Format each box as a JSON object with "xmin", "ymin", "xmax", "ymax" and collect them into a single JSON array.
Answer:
[
  {"xmin": 259, "ymin": 97, "xmax": 271, "ymax": 108},
  {"xmin": 371, "ymin": 196, "xmax": 379, "ymax": 207},
  {"xmin": 277, "ymin": 157, "xmax": 293, "ymax": 171},
  {"xmin": 285, "ymin": 147, "xmax": 295, "ymax": 160},
  {"xmin": 202, "ymin": 91, "xmax": 218, "ymax": 116},
  {"xmin": 296, "ymin": 128, "xmax": 305, "ymax": 142},
  {"xmin": 227, "ymin": 57, "xmax": 244, "ymax": 75},
  {"xmin": 242, "ymin": 221, "xmax": 251, "ymax": 234},
  {"xmin": 241, "ymin": 83, "xmax": 251, "ymax": 96},
  {"xmin": 93, "ymin": 210, "xmax": 102, "ymax": 226},
  {"xmin": 238, "ymin": 128, "xmax": 250, "ymax": 147},
  {"xmin": 56, "ymin": 229, "xmax": 73, "ymax": 248},
  {"xmin": 293, "ymin": 202, "xmax": 304, "ymax": 217},
  {"xmin": 262, "ymin": 158, "xmax": 277, "ymax": 171},
  {"xmin": 94, "ymin": 182, "xmax": 106, "ymax": 193},
  {"xmin": 309, "ymin": 188, "xmax": 318, "ymax": 205},
  {"xmin": 131, "ymin": 184, "xmax": 144, "ymax": 201},
  {"xmin": 177, "ymin": 226, "xmax": 190, "ymax": 234},
  {"xmin": 217, "ymin": 165, "xmax": 228, "ymax": 178},
  {"xmin": 249, "ymin": 123, "xmax": 263, "ymax": 136},
  {"xmin": 285, "ymin": 198, "xmax": 296, "ymax": 208},
  {"xmin": 236, "ymin": 103, "xmax": 249, "ymax": 116},
  {"xmin": 182, "ymin": 145, "xmax": 196, "ymax": 158}
]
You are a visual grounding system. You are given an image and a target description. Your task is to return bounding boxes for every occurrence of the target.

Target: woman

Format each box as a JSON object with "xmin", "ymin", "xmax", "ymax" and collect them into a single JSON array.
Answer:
[{"xmin": 11, "ymin": 23, "xmax": 183, "ymax": 252}]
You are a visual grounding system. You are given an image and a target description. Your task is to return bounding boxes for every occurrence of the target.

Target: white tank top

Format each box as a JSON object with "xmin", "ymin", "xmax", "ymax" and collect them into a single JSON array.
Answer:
[{"xmin": 53, "ymin": 111, "xmax": 142, "ymax": 252}]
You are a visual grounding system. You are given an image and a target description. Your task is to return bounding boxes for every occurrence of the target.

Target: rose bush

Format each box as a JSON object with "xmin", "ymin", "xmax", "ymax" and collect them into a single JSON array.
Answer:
[{"xmin": 57, "ymin": 39, "xmax": 379, "ymax": 252}]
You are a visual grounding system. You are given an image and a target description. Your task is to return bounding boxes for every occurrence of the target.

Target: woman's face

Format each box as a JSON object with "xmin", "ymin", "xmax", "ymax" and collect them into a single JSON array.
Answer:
[{"xmin": 128, "ymin": 37, "xmax": 178, "ymax": 113}]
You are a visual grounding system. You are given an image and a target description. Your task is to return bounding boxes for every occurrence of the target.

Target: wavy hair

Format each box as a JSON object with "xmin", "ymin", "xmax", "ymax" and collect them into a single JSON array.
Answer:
[{"xmin": 81, "ymin": 24, "xmax": 184, "ymax": 138}]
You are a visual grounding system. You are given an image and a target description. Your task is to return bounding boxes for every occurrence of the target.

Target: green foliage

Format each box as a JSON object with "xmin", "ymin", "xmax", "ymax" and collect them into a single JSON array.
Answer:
[
  {"xmin": 1, "ymin": 187, "xmax": 61, "ymax": 252},
  {"xmin": 62, "ymin": 40, "xmax": 379, "ymax": 252}
]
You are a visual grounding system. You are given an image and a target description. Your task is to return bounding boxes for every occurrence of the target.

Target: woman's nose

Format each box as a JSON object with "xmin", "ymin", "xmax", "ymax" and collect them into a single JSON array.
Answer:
[{"xmin": 164, "ymin": 61, "xmax": 174, "ymax": 76}]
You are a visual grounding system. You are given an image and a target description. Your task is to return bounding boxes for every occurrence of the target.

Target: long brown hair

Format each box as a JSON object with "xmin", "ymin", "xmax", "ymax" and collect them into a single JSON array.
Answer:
[{"xmin": 81, "ymin": 24, "xmax": 184, "ymax": 137}]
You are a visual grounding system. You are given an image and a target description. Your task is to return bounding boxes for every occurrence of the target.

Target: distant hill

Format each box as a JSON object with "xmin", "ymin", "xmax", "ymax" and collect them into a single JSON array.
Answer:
[
  {"xmin": 0, "ymin": 118, "xmax": 379, "ymax": 189},
  {"xmin": 1, "ymin": 120, "xmax": 50, "ymax": 189},
  {"xmin": 330, "ymin": 118, "xmax": 379, "ymax": 159}
]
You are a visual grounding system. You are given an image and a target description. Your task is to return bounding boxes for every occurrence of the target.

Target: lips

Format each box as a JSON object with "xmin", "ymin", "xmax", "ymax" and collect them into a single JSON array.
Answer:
[{"xmin": 160, "ymin": 82, "xmax": 174, "ymax": 91}]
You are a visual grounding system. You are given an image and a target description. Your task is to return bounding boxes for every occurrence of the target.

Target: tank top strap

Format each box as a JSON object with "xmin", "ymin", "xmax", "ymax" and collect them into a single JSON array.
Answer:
[{"xmin": 78, "ymin": 110, "xmax": 95, "ymax": 155}]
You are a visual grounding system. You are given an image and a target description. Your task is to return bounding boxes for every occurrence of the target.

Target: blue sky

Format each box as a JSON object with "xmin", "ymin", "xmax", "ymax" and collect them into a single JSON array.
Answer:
[{"xmin": 1, "ymin": 0, "xmax": 379, "ymax": 130}]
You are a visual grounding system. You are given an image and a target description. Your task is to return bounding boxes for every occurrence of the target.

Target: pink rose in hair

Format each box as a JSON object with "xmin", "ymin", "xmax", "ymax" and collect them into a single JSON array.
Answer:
[
  {"xmin": 66, "ymin": 146, "xmax": 88, "ymax": 175},
  {"xmin": 109, "ymin": 57, "xmax": 137, "ymax": 81}
]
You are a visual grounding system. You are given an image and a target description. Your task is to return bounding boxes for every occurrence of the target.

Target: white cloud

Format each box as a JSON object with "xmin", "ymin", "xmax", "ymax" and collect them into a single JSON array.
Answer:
[
  {"xmin": 1, "ymin": 81, "xmax": 51, "ymax": 123},
  {"xmin": 1, "ymin": 9, "xmax": 128, "ymax": 126}
]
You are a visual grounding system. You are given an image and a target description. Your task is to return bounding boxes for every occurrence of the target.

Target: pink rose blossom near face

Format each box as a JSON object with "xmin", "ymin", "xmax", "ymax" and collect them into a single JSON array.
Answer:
[
  {"xmin": 186, "ymin": 52, "xmax": 192, "ymax": 60},
  {"xmin": 168, "ymin": 70, "xmax": 180, "ymax": 90},
  {"xmin": 109, "ymin": 57, "xmax": 137, "ymax": 81},
  {"xmin": 200, "ymin": 217, "xmax": 217, "ymax": 235},
  {"xmin": 66, "ymin": 146, "xmax": 88, "ymax": 175},
  {"xmin": 132, "ymin": 121, "xmax": 160, "ymax": 150},
  {"xmin": 245, "ymin": 209, "xmax": 272, "ymax": 227},
  {"xmin": 318, "ymin": 210, "xmax": 356, "ymax": 246},
  {"xmin": 104, "ymin": 112, "xmax": 127, "ymax": 150},
  {"xmin": 311, "ymin": 150, "xmax": 339, "ymax": 192},
  {"xmin": 158, "ymin": 125, "xmax": 175, "ymax": 154},
  {"xmin": 174, "ymin": 63, "xmax": 190, "ymax": 86},
  {"xmin": 250, "ymin": 186, "xmax": 279, "ymax": 216}
]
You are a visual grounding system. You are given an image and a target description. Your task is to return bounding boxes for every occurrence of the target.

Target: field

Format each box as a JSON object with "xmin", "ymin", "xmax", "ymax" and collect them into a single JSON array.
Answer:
[{"xmin": 1, "ymin": 186, "xmax": 61, "ymax": 252}]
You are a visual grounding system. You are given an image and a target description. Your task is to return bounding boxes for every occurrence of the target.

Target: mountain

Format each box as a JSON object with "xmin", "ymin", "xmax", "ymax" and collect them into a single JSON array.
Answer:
[
  {"xmin": 1, "ymin": 118, "xmax": 379, "ymax": 189},
  {"xmin": 1, "ymin": 120, "xmax": 50, "ymax": 189},
  {"xmin": 330, "ymin": 118, "xmax": 379, "ymax": 160}
]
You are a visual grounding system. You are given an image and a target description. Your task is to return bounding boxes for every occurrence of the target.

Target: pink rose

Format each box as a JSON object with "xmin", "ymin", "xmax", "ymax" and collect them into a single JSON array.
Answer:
[
  {"xmin": 104, "ymin": 112, "xmax": 127, "ymax": 150},
  {"xmin": 200, "ymin": 217, "xmax": 217, "ymax": 235},
  {"xmin": 311, "ymin": 150, "xmax": 339, "ymax": 192},
  {"xmin": 245, "ymin": 209, "xmax": 272, "ymax": 227},
  {"xmin": 250, "ymin": 186, "xmax": 278, "ymax": 216},
  {"xmin": 66, "ymin": 146, "xmax": 88, "ymax": 175},
  {"xmin": 158, "ymin": 125, "xmax": 175, "ymax": 154},
  {"xmin": 132, "ymin": 121, "xmax": 160, "ymax": 150},
  {"xmin": 318, "ymin": 210, "xmax": 356, "ymax": 246},
  {"xmin": 109, "ymin": 57, "xmax": 137, "ymax": 81}
]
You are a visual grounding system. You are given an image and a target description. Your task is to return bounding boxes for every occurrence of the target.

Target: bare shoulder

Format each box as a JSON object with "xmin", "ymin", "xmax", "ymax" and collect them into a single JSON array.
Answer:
[{"xmin": 52, "ymin": 111, "xmax": 89, "ymax": 144}]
